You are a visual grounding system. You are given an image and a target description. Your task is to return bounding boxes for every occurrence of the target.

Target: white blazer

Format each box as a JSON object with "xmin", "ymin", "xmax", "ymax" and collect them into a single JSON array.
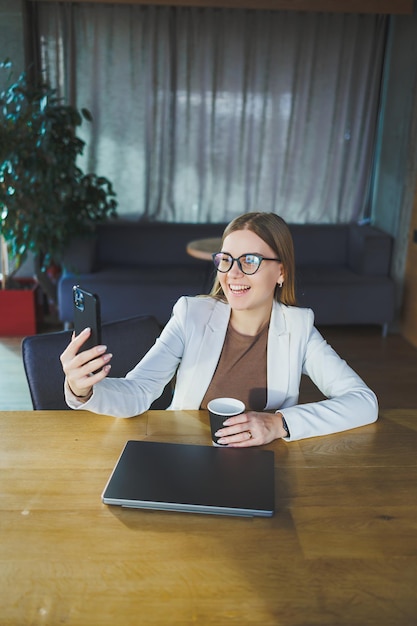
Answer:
[{"xmin": 66, "ymin": 296, "xmax": 378, "ymax": 441}]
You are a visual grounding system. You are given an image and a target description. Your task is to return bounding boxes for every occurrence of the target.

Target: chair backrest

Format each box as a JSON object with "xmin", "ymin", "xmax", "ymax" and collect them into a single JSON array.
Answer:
[{"xmin": 22, "ymin": 315, "xmax": 172, "ymax": 411}]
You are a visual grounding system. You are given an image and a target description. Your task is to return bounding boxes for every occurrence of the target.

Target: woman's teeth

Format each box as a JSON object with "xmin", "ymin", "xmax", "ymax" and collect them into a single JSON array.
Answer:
[{"xmin": 229, "ymin": 285, "xmax": 250, "ymax": 293}]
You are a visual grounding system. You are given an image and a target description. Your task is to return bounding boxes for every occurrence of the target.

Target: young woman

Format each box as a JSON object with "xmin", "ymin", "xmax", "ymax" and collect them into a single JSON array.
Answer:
[{"xmin": 61, "ymin": 212, "xmax": 378, "ymax": 444}]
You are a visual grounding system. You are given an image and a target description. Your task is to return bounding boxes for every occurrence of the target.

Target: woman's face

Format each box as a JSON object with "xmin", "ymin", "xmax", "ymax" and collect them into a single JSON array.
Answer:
[{"xmin": 217, "ymin": 229, "xmax": 284, "ymax": 315}]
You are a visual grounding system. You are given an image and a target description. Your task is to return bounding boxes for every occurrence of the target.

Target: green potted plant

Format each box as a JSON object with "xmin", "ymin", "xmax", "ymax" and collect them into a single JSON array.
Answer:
[{"xmin": 0, "ymin": 59, "xmax": 117, "ymax": 334}]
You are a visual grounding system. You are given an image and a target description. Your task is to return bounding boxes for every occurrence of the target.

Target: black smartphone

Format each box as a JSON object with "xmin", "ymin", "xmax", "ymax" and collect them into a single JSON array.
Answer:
[{"xmin": 73, "ymin": 286, "xmax": 102, "ymax": 353}]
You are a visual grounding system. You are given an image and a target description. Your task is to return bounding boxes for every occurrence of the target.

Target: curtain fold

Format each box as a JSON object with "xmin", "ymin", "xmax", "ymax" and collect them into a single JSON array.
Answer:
[{"xmin": 36, "ymin": 3, "xmax": 387, "ymax": 223}]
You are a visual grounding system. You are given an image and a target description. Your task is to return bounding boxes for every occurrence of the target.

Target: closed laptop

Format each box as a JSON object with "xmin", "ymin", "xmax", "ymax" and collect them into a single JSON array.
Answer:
[{"xmin": 102, "ymin": 440, "xmax": 275, "ymax": 517}]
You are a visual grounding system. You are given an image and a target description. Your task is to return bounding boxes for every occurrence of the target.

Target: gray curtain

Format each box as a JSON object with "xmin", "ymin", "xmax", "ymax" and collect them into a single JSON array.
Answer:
[{"xmin": 37, "ymin": 3, "xmax": 387, "ymax": 224}]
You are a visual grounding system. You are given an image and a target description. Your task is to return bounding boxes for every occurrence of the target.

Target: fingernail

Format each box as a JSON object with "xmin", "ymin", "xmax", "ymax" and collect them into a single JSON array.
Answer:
[{"xmin": 97, "ymin": 345, "xmax": 107, "ymax": 354}]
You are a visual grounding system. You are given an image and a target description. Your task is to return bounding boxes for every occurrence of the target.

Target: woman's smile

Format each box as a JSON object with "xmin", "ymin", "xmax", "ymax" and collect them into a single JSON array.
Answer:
[
  {"xmin": 228, "ymin": 283, "xmax": 251, "ymax": 295},
  {"xmin": 218, "ymin": 229, "xmax": 284, "ymax": 317}
]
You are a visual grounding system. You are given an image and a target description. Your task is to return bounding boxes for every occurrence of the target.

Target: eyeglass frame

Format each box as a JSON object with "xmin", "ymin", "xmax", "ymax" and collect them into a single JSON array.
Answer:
[{"xmin": 212, "ymin": 251, "xmax": 281, "ymax": 275}]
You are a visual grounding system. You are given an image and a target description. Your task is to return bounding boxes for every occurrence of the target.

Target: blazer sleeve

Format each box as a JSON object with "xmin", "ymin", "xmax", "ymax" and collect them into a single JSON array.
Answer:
[
  {"xmin": 64, "ymin": 298, "xmax": 189, "ymax": 417},
  {"xmin": 280, "ymin": 311, "xmax": 378, "ymax": 441}
]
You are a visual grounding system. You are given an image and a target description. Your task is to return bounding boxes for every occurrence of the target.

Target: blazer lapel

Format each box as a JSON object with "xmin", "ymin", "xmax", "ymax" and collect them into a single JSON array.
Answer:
[
  {"xmin": 265, "ymin": 302, "xmax": 290, "ymax": 410},
  {"xmin": 180, "ymin": 300, "xmax": 231, "ymax": 408},
  {"xmin": 175, "ymin": 299, "xmax": 291, "ymax": 411}
]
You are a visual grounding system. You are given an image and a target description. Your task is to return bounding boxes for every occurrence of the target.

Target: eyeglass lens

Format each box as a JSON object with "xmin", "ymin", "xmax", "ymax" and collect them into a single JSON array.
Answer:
[{"xmin": 213, "ymin": 253, "xmax": 262, "ymax": 275}]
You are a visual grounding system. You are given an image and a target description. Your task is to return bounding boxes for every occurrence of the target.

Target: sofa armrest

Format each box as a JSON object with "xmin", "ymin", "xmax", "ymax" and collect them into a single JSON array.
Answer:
[{"xmin": 348, "ymin": 224, "xmax": 393, "ymax": 276}]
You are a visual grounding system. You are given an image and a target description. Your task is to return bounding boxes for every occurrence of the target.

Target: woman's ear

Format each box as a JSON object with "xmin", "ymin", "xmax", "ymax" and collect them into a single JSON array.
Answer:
[{"xmin": 277, "ymin": 265, "xmax": 285, "ymax": 287}]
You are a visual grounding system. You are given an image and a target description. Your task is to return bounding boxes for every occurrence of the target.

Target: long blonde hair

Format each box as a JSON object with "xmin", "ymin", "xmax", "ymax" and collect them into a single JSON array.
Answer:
[{"xmin": 210, "ymin": 212, "xmax": 297, "ymax": 306}]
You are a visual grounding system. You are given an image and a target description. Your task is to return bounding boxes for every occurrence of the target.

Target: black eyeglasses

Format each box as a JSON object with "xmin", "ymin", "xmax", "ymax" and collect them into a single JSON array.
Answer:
[{"xmin": 212, "ymin": 252, "xmax": 281, "ymax": 275}]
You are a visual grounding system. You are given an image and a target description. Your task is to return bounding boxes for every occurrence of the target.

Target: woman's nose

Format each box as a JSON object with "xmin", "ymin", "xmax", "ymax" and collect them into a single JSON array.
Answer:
[{"xmin": 228, "ymin": 259, "xmax": 243, "ymax": 276}]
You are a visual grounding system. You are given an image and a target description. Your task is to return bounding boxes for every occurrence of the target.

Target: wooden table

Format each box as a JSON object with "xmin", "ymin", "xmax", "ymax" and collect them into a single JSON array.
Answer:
[
  {"xmin": 1, "ymin": 409, "xmax": 416, "ymax": 625},
  {"xmin": 186, "ymin": 237, "xmax": 222, "ymax": 261}
]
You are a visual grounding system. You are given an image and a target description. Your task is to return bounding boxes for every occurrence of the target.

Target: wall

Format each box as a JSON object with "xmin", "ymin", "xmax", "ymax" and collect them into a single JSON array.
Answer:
[
  {"xmin": 370, "ymin": 10, "xmax": 417, "ymax": 316},
  {"xmin": 0, "ymin": 0, "xmax": 34, "ymax": 279},
  {"xmin": 1, "ymin": 2, "xmax": 417, "ymax": 311},
  {"xmin": 401, "ymin": 189, "xmax": 417, "ymax": 347},
  {"xmin": 26, "ymin": 0, "xmax": 414, "ymax": 11},
  {"xmin": 0, "ymin": 0, "xmax": 25, "ymax": 86}
]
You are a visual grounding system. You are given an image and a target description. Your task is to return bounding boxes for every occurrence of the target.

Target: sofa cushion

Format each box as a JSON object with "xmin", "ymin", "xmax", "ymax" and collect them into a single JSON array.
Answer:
[
  {"xmin": 296, "ymin": 277, "xmax": 395, "ymax": 326},
  {"xmin": 291, "ymin": 224, "xmax": 348, "ymax": 267},
  {"xmin": 297, "ymin": 266, "xmax": 374, "ymax": 286},
  {"xmin": 58, "ymin": 265, "xmax": 214, "ymax": 326},
  {"xmin": 94, "ymin": 221, "xmax": 227, "ymax": 268},
  {"xmin": 348, "ymin": 224, "xmax": 393, "ymax": 276}
]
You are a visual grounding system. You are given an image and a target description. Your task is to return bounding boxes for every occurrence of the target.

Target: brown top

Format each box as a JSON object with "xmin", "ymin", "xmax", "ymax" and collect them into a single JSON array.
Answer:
[{"xmin": 200, "ymin": 322, "xmax": 268, "ymax": 411}]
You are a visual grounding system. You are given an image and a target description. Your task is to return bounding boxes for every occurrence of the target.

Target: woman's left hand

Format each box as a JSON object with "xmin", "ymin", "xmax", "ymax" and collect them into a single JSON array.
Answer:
[{"xmin": 215, "ymin": 411, "xmax": 286, "ymax": 447}]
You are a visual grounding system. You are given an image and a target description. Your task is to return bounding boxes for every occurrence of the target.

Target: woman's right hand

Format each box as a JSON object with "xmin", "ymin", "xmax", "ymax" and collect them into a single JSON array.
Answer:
[{"xmin": 60, "ymin": 327, "xmax": 113, "ymax": 399}]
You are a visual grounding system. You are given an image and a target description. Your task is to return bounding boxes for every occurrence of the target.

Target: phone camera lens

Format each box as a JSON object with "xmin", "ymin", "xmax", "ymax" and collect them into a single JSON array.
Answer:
[{"xmin": 74, "ymin": 289, "xmax": 84, "ymax": 311}]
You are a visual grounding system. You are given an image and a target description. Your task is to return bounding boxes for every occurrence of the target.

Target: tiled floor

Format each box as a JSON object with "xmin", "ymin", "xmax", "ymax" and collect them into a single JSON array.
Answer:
[{"xmin": 0, "ymin": 337, "xmax": 32, "ymax": 410}]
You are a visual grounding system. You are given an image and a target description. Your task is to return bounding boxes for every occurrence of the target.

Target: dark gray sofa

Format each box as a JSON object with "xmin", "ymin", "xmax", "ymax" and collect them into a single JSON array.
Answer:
[
  {"xmin": 59, "ymin": 221, "xmax": 226, "ymax": 327},
  {"xmin": 291, "ymin": 223, "xmax": 395, "ymax": 333},
  {"xmin": 58, "ymin": 220, "xmax": 395, "ymax": 334}
]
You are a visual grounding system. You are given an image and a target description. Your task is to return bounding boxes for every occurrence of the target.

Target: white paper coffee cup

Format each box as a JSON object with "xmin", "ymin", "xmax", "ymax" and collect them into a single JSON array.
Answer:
[{"xmin": 207, "ymin": 397, "xmax": 245, "ymax": 446}]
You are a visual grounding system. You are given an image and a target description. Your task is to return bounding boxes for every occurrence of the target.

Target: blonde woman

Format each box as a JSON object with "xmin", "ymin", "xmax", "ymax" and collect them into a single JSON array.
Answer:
[{"xmin": 61, "ymin": 212, "xmax": 378, "ymax": 444}]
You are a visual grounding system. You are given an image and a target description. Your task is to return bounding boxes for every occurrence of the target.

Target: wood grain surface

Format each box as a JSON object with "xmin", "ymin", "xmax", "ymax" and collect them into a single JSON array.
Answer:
[{"xmin": 1, "ymin": 408, "xmax": 416, "ymax": 625}]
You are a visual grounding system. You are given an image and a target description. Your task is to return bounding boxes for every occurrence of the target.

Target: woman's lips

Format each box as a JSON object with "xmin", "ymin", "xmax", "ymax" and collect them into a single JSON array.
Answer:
[{"xmin": 228, "ymin": 284, "xmax": 250, "ymax": 295}]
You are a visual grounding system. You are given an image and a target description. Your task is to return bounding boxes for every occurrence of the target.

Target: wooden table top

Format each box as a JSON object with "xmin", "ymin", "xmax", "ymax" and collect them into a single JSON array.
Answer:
[
  {"xmin": 186, "ymin": 237, "xmax": 222, "ymax": 260},
  {"xmin": 1, "ymin": 409, "xmax": 416, "ymax": 625}
]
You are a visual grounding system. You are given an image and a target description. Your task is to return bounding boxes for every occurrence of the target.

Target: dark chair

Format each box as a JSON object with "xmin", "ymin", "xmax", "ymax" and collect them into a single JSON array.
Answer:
[{"xmin": 22, "ymin": 315, "xmax": 173, "ymax": 411}]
